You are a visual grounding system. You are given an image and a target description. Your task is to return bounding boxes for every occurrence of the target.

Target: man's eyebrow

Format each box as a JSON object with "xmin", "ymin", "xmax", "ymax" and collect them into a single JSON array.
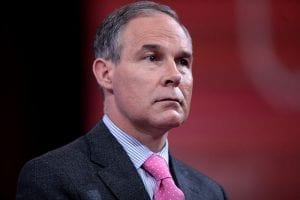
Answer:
[
  {"xmin": 179, "ymin": 51, "xmax": 192, "ymax": 59},
  {"xmin": 140, "ymin": 44, "xmax": 192, "ymax": 59},
  {"xmin": 141, "ymin": 44, "xmax": 161, "ymax": 51}
]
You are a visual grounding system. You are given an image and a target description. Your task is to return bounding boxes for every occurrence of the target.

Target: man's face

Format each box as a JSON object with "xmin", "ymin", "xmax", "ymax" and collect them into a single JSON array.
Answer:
[{"xmin": 110, "ymin": 13, "xmax": 193, "ymax": 135}]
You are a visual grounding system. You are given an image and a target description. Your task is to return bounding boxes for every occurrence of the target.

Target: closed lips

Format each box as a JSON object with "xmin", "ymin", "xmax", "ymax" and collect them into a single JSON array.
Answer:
[{"xmin": 155, "ymin": 98, "xmax": 183, "ymax": 105}]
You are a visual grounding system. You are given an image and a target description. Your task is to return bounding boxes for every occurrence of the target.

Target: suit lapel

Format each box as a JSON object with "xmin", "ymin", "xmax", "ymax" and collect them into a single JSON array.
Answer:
[
  {"xmin": 86, "ymin": 121, "xmax": 150, "ymax": 200},
  {"xmin": 170, "ymin": 155, "xmax": 202, "ymax": 200}
]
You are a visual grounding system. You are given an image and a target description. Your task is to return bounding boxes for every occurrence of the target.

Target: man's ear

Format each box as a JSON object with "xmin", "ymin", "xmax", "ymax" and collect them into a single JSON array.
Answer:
[{"xmin": 92, "ymin": 58, "xmax": 114, "ymax": 90}]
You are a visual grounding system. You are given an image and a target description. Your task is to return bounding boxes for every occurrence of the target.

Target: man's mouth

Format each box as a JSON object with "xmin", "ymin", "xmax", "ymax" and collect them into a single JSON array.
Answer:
[{"xmin": 155, "ymin": 98, "xmax": 183, "ymax": 106}]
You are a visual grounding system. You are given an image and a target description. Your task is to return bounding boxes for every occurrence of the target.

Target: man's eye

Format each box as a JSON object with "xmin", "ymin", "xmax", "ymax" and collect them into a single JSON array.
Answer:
[
  {"xmin": 177, "ymin": 58, "xmax": 189, "ymax": 67},
  {"xmin": 145, "ymin": 55, "xmax": 157, "ymax": 62}
]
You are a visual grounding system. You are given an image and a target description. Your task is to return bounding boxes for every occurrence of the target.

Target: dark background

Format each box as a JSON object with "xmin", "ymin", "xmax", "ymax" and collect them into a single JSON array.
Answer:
[{"xmin": 1, "ymin": 1, "xmax": 82, "ymax": 199}]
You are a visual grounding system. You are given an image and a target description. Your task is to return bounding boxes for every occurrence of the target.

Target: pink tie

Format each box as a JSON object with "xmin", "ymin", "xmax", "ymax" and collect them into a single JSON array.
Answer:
[{"xmin": 143, "ymin": 154, "xmax": 185, "ymax": 200}]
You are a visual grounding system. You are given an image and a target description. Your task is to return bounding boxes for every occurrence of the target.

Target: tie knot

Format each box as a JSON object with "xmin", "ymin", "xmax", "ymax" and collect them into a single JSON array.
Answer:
[{"xmin": 143, "ymin": 155, "xmax": 171, "ymax": 181}]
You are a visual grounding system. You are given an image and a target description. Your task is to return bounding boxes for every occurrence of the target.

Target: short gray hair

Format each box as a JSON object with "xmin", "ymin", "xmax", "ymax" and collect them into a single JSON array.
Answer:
[{"xmin": 93, "ymin": 1, "xmax": 191, "ymax": 63}]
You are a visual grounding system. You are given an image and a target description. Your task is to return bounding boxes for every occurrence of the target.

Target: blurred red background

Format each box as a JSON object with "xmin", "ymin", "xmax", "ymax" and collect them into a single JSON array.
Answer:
[{"xmin": 81, "ymin": 1, "xmax": 300, "ymax": 199}]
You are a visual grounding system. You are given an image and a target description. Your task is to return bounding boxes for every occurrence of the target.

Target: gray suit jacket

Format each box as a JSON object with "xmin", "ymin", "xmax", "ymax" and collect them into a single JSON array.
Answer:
[{"xmin": 16, "ymin": 120, "xmax": 227, "ymax": 200}]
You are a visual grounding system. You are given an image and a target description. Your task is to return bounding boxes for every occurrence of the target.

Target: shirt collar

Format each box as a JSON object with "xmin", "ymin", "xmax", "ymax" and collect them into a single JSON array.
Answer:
[{"xmin": 103, "ymin": 114, "xmax": 169, "ymax": 169}]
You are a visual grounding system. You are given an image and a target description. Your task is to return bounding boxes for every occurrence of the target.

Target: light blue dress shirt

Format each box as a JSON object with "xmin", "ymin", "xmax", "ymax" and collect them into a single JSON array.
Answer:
[{"xmin": 103, "ymin": 115, "xmax": 169, "ymax": 199}]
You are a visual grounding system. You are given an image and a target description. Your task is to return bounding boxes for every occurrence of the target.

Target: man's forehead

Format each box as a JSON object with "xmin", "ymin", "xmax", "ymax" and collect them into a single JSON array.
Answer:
[{"xmin": 121, "ymin": 14, "xmax": 192, "ymax": 48}]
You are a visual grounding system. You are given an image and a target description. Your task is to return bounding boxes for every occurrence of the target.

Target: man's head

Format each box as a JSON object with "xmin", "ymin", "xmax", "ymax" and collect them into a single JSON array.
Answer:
[{"xmin": 93, "ymin": 1, "xmax": 193, "ymax": 140}]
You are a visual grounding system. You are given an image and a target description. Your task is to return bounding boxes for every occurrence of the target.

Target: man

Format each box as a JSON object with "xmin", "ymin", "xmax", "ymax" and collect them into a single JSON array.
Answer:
[{"xmin": 16, "ymin": 1, "xmax": 227, "ymax": 199}]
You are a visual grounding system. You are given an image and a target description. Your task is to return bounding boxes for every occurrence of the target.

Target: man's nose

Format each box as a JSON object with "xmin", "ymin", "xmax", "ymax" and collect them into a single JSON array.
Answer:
[{"xmin": 161, "ymin": 60, "xmax": 182, "ymax": 87}]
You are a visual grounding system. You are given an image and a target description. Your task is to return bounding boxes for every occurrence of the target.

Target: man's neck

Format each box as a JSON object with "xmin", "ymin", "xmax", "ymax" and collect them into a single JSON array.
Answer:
[{"xmin": 103, "ymin": 114, "xmax": 168, "ymax": 152}]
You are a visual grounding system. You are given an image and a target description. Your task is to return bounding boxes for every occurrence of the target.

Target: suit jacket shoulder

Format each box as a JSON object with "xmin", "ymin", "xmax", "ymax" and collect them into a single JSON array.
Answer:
[{"xmin": 16, "ymin": 120, "xmax": 150, "ymax": 200}]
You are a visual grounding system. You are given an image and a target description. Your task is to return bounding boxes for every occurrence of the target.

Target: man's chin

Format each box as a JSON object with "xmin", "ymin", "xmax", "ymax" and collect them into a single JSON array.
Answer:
[{"xmin": 154, "ymin": 114, "xmax": 185, "ymax": 130}]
